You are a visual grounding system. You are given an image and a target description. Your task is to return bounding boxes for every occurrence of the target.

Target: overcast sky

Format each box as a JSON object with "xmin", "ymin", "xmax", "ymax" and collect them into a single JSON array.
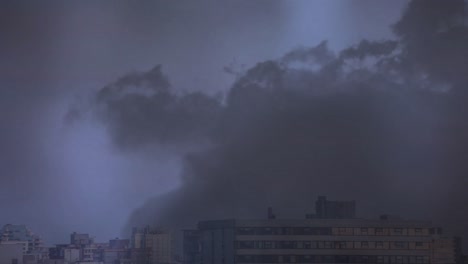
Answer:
[{"xmin": 0, "ymin": 1, "xmax": 409, "ymax": 244}]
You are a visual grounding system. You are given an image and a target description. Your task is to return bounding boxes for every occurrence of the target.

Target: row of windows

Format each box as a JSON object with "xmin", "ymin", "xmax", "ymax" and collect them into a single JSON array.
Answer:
[
  {"xmin": 235, "ymin": 240, "xmax": 427, "ymax": 250},
  {"xmin": 237, "ymin": 227, "xmax": 331, "ymax": 236},
  {"xmin": 236, "ymin": 227, "xmax": 436, "ymax": 236},
  {"xmin": 236, "ymin": 254, "xmax": 430, "ymax": 264}
]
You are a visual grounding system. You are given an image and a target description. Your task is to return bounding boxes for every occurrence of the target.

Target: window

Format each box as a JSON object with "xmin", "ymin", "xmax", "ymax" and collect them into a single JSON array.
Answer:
[
  {"xmin": 336, "ymin": 241, "xmax": 346, "ymax": 249},
  {"xmin": 236, "ymin": 228, "xmax": 254, "ymax": 235},
  {"xmin": 394, "ymin": 241, "xmax": 407, "ymax": 249},
  {"xmin": 377, "ymin": 256, "xmax": 384, "ymax": 264},
  {"xmin": 336, "ymin": 255, "xmax": 349, "ymax": 263},
  {"xmin": 376, "ymin": 241, "xmax": 384, "ymax": 248},
  {"xmin": 361, "ymin": 241, "xmax": 369, "ymax": 248},
  {"xmin": 303, "ymin": 227, "xmax": 312, "ymax": 235},
  {"xmin": 415, "ymin": 228, "xmax": 422, "ymax": 234},
  {"xmin": 361, "ymin": 227, "xmax": 368, "ymax": 234},
  {"xmin": 323, "ymin": 255, "xmax": 333, "ymax": 262},
  {"xmin": 396, "ymin": 256, "xmax": 403, "ymax": 264},
  {"xmin": 416, "ymin": 256, "xmax": 424, "ymax": 264},
  {"xmin": 415, "ymin": 242, "xmax": 423, "ymax": 247},
  {"xmin": 280, "ymin": 241, "xmax": 294, "ymax": 249},
  {"xmin": 394, "ymin": 228, "xmax": 403, "ymax": 235},
  {"xmin": 259, "ymin": 227, "xmax": 273, "ymax": 235}
]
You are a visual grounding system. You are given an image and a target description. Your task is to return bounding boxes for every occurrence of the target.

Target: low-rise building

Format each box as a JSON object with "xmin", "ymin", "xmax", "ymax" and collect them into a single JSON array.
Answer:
[{"xmin": 0, "ymin": 224, "xmax": 43, "ymax": 254}]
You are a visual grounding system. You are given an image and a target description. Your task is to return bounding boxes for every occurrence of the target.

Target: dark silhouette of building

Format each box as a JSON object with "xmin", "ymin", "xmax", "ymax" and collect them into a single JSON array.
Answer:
[
  {"xmin": 183, "ymin": 230, "xmax": 201, "ymax": 264},
  {"xmin": 310, "ymin": 196, "xmax": 356, "ymax": 219}
]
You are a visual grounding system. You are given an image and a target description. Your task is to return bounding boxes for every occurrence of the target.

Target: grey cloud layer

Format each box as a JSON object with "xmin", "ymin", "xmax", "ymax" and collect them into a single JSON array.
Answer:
[{"xmin": 91, "ymin": 0, "xmax": 468, "ymax": 246}]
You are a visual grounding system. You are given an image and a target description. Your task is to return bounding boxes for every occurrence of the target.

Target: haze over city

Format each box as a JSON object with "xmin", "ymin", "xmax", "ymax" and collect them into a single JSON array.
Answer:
[{"xmin": 1, "ymin": 1, "xmax": 468, "ymax": 257}]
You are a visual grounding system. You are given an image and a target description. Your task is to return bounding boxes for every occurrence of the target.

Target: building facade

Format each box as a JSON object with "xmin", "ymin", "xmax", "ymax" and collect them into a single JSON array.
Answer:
[
  {"xmin": 131, "ymin": 226, "xmax": 175, "ymax": 264},
  {"xmin": 196, "ymin": 217, "xmax": 460, "ymax": 264},
  {"xmin": 0, "ymin": 243, "xmax": 23, "ymax": 264},
  {"xmin": 0, "ymin": 224, "xmax": 43, "ymax": 254},
  {"xmin": 188, "ymin": 197, "xmax": 460, "ymax": 264}
]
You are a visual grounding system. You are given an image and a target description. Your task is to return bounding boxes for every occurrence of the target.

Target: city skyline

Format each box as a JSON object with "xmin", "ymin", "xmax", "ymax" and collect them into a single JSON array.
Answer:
[{"xmin": 2, "ymin": 0, "xmax": 468, "ymax": 258}]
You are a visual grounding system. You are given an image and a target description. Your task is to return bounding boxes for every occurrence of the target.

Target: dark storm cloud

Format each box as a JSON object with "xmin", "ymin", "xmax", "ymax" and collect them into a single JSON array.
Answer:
[
  {"xmin": 394, "ymin": 0, "xmax": 468, "ymax": 86},
  {"xmin": 95, "ymin": 65, "xmax": 222, "ymax": 149},
  {"xmin": 4, "ymin": 0, "xmax": 467, "ymax": 247},
  {"xmin": 0, "ymin": 0, "xmax": 288, "ymax": 243},
  {"xmin": 87, "ymin": 0, "xmax": 468, "ymax": 245}
]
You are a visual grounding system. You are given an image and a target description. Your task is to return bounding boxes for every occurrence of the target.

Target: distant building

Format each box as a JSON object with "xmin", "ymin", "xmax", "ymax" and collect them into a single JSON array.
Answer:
[
  {"xmin": 187, "ymin": 197, "xmax": 460, "ymax": 264},
  {"xmin": 103, "ymin": 238, "xmax": 130, "ymax": 264},
  {"xmin": 49, "ymin": 233, "xmax": 108, "ymax": 263},
  {"xmin": 0, "ymin": 243, "xmax": 23, "ymax": 264},
  {"xmin": 131, "ymin": 226, "xmax": 175, "ymax": 264},
  {"xmin": 1, "ymin": 240, "xmax": 29, "ymax": 255},
  {"xmin": 83, "ymin": 242, "xmax": 107, "ymax": 262},
  {"xmin": 42, "ymin": 259, "xmax": 66, "ymax": 264},
  {"xmin": 306, "ymin": 196, "xmax": 356, "ymax": 219},
  {"xmin": 183, "ymin": 230, "xmax": 201, "ymax": 264},
  {"xmin": 64, "ymin": 248, "xmax": 80, "ymax": 263},
  {"xmin": 196, "ymin": 218, "xmax": 459, "ymax": 264},
  {"xmin": 49, "ymin": 244, "xmax": 69, "ymax": 260},
  {"xmin": 70, "ymin": 232, "xmax": 94, "ymax": 247},
  {"xmin": 0, "ymin": 224, "xmax": 43, "ymax": 254},
  {"xmin": 431, "ymin": 237, "xmax": 462, "ymax": 264}
]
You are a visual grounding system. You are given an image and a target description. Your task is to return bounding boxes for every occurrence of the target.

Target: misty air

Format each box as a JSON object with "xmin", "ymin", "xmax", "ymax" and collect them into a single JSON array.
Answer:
[{"xmin": 1, "ymin": 1, "xmax": 468, "ymax": 264}]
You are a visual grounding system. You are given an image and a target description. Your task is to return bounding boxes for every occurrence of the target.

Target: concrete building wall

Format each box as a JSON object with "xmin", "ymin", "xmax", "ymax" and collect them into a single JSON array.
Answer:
[
  {"xmin": 70, "ymin": 232, "xmax": 93, "ymax": 246},
  {"xmin": 0, "ymin": 243, "xmax": 23, "ymax": 264},
  {"xmin": 0, "ymin": 224, "xmax": 42, "ymax": 254},
  {"xmin": 197, "ymin": 218, "xmax": 453, "ymax": 264},
  {"xmin": 64, "ymin": 248, "xmax": 80, "ymax": 263},
  {"xmin": 1, "ymin": 240, "xmax": 29, "ymax": 254},
  {"xmin": 132, "ymin": 226, "xmax": 176, "ymax": 264},
  {"xmin": 431, "ymin": 237, "xmax": 460, "ymax": 264},
  {"xmin": 151, "ymin": 232, "xmax": 173, "ymax": 264}
]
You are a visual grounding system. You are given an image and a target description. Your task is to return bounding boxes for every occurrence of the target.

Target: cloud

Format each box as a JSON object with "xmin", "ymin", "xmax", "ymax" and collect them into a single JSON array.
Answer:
[{"xmin": 82, "ymin": 0, "xmax": 468, "ymax": 249}]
